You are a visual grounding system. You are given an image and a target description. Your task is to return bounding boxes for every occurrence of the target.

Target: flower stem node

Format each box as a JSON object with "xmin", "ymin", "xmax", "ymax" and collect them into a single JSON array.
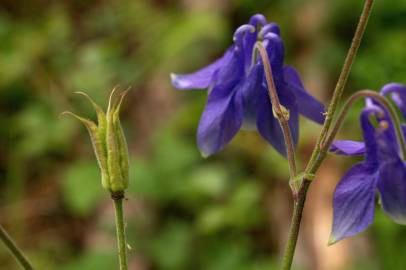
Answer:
[
  {"xmin": 289, "ymin": 172, "xmax": 316, "ymax": 194},
  {"xmin": 62, "ymin": 88, "xmax": 130, "ymax": 193},
  {"xmin": 273, "ymin": 104, "xmax": 290, "ymax": 121}
]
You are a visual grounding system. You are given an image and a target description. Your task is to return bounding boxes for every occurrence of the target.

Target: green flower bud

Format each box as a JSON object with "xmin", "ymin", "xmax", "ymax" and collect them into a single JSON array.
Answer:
[{"xmin": 62, "ymin": 88, "xmax": 130, "ymax": 194}]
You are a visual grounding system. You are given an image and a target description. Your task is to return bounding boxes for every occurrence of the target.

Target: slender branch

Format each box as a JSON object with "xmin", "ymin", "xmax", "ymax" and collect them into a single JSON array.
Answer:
[
  {"xmin": 0, "ymin": 224, "xmax": 34, "ymax": 270},
  {"xmin": 281, "ymin": 1, "xmax": 374, "ymax": 269},
  {"xmin": 323, "ymin": 90, "xmax": 406, "ymax": 159},
  {"xmin": 112, "ymin": 193, "xmax": 128, "ymax": 270},
  {"xmin": 305, "ymin": 0, "xmax": 374, "ymax": 174},
  {"xmin": 254, "ymin": 42, "xmax": 298, "ymax": 193}
]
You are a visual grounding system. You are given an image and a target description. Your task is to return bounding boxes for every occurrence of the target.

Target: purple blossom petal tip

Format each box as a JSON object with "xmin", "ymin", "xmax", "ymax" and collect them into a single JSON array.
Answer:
[
  {"xmin": 327, "ymin": 235, "xmax": 338, "ymax": 246},
  {"xmin": 259, "ymin": 23, "xmax": 281, "ymax": 37},
  {"xmin": 381, "ymin": 82, "xmax": 406, "ymax": 119},
  {"xmin": 330, "ymin": 140, "xmax": 366, "ymax": 156},
  {"xmin": 249, "ymin": 14, "xmax": 267, "ymax": 26},
  {"xmin": 233, "ymin": 24, "xmax": 256, "ymax": 45}
]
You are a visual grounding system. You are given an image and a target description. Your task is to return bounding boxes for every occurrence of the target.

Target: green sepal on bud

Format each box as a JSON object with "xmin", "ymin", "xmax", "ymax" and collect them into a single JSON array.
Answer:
[{"xmin": 62, "ymin": 88, "xmax": 130, "ymax": 194}]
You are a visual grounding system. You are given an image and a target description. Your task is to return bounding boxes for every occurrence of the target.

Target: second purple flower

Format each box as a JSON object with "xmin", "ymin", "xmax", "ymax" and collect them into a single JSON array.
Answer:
[{"xmin": 330, "ymin": 83, "xmax": 406, "ymax": 244}]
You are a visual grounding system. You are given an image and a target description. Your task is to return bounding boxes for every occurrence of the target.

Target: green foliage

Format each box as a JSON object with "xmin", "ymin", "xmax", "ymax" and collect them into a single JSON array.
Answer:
[
  {"xmin": 149, "ymin": 221, "xmax": 193, "ymax": 270},
  {"xmin": 60, "ymin": 252, "xmax": 116, "ymax": 270},
  {"xmin": 62, "ymin": 160, "xmax": 104, "ymax": 216}
]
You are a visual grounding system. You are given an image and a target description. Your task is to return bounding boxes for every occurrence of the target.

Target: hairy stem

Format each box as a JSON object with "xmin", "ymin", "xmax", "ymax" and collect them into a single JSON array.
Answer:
[
  {"xmin": 112, "ymin": 193, "xmax": 128, "ymax": 270},
  {"xmin": 281, "ymin": 1, "xmax": 374, "ymax": 269},
  {"xmin": 0, "ymin": 224, "xmax": 34, "ymax": 270},
  {"xmin": 255, "ymin": 42, "xmax": 298, "ymax": 193}
]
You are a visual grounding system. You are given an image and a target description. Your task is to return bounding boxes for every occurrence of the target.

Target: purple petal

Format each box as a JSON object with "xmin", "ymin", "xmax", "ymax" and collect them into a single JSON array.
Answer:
[
  {"xmin": 233, "ymin": 24, "xmax": 256, "ymax": 47},
  {"xmin": 242, "ymin": 15, "xmax": 266, "ymax": 73},
  {"xmin": 360, "ymin": 108, "xmax": 380, "ymax": 165},
  {"xmin": 283, "ymin": 66, "xmax": 325, "ymax": 124},
  {"xmin": 283, "ymin": 65, "xmax": 304, "ymax": 88},
  {"xmin": 256, "ymin": 85, "xmax": 298, "ymax": 157},
  {"xmin": 171, "ymin": 48, "xmax": 233, "ymax": 90},
  {"xmin": 330, "ymin": 140, "xmax": 366, "ymax": 156},
  {"xmin": 381, "ymin": 83, "xmax": 406, "ymax": 119},
  {"xmin": 197, "ymin": 87, "xmax": 243, "ymax": 157},
  {"xmin": 376, "ymin": 132, "xmax": 406, "ymax": 224},
  {"xmin": 194, "ymin": 42, "xmax": 246, "ymax": 157},
  {"xmin": 329, "ymin": 163, "xmax": 378, "ymax": 244},
  {"xmin": 262, "ymin": 33, "xmax": 285, "ymax": 77},
  {"xmin": 256, "ymin": 98, "xmax": 284, "ymax": 155},
  {"xmin": 259, "ymin": 23, "xmax": 281, "ymax": 37},
  {"xmin": 366, "ymin": 97, "xmax": 399, "ymax": 151},
  {"xmin": 242, "ymin": 31, "xmax": 259, "ymax": 72},
  {"xmin": 248, "ymin": 14, "xmax": 267, "ymax": 26},
  {"xmin": 241, "ymin": 63, "xmax": 264, "ymax": 130}
]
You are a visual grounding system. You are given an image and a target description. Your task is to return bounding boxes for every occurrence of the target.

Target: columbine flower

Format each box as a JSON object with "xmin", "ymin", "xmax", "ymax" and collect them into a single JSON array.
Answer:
[
  {"xmin": 171, "ymin": 14, "xmax": 325, "ymax": 157},
  {"xmin": 329, "ymin": 83, "xmax": 406, "ymax": 244}
]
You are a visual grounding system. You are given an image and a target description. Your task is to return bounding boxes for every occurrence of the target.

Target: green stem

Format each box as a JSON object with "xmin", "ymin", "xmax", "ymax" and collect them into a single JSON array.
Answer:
[
  {"xmin": 0, "ymin": 224, "xmax": 34, "ymax": 270},
  {"xmin": 112, "ymin": 193, "xmax": 128, "ymax": 270},
  {"xmin": 305, "ymin": 0, "xmax": 375, "ymax": 173},
  {"xmin": 280, "ymin": 1, "xmax": 374, "ymax": 269},
  {"xmin": 281, "ymin": 181, "xmax": 310, "ymax": 270}
]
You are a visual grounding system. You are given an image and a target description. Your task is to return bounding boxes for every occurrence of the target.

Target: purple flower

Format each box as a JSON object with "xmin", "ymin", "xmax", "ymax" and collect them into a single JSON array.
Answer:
[
  {"xmin": 171, "ymin": 14, "xmax": 325, "ymax": 157},
  {"xmin": 331, "ymin": 83, "xmax": 406, "ymax": 157},
  {"xmin": 329, "ymin": 83, "xmax": 406, "ymax": 244}
]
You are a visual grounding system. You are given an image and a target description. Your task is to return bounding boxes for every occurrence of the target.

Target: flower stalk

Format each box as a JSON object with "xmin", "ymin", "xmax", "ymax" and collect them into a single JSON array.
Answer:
[
  {"xmin": 254, "ymin": 42, "xmax": 298, "ymax": 194},
  {"xmin": 112, "ymin": 193, "xmax": 128, "ymax": 270},
  {"xmin": 0, "ymin": 224, "xmax": 34, "ymax": 270},
  {"xmin": 280, "ymin": 1, "xmax": 374, "ymax": 269}
]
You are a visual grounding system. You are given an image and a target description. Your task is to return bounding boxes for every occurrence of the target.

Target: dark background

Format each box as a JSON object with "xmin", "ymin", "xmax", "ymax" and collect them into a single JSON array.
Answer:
[{"xmin": 0, "ymin": 0, "xmax": 405, "ymax": 269}]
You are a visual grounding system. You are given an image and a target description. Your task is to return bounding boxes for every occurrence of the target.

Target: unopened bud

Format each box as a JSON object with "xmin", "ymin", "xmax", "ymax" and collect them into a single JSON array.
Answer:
[{"xmin": 62, "ymin": 88, "xmax": 130, "ymax": 193}]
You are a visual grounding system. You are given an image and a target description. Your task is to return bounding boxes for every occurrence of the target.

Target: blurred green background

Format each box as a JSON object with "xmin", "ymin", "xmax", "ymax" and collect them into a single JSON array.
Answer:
[{"xmin": 0, "ymin": 0, "xmax": 405, "ymax": 269}]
